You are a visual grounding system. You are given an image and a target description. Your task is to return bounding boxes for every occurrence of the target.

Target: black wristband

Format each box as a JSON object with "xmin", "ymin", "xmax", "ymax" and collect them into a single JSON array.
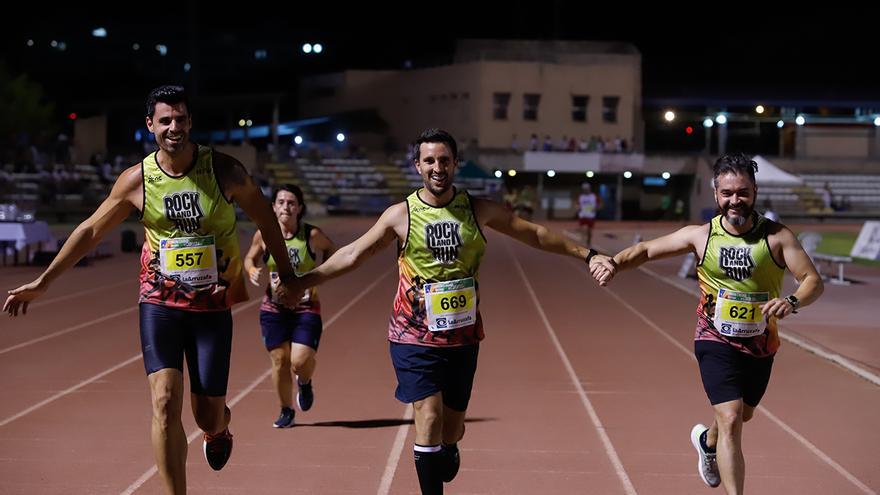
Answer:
[{"xmin": 585, "ymin": 248, "xmax": 598, "ymax": 265}]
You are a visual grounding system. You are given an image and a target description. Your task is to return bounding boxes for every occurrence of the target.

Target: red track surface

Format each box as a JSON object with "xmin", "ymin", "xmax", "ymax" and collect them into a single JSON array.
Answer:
[{"xmin": 1, "ymin": 218, "xmax": 877, "ymax": 494}]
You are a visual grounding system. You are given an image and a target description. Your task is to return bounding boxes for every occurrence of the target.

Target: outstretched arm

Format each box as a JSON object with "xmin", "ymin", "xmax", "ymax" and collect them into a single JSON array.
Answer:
[
  {"xmin": 611, "ymin": 224, "xmax": 706, "ymax": 272},
  {"xmin": 4, "ymin": 165, "xmax": 141, "ymax": 316},
  {"xmin": 297, "ymin": 203, "xmax": 404, "ymax": 288},
  {"xmin": 215, "ymin": 154, "xmax": 294, "ymax": 280},
  {"xmin": 475, "ymin": 197, "xmax": 616, "ymax": 280}
]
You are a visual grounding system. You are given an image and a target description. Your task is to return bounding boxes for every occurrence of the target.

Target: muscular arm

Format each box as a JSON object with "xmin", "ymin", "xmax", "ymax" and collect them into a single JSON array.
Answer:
[
  {"xmin": 476, "ymin": 198, "xmax": 589, "ymax": 260},
  {"xmin": 779, "ymin": 228, "xmax": 823, "ymax": 305},
  {"xmin": 4, "ymin": 165, "xmax": 141, "ymax": 315},
  {"xmin": 297, "ymin": 203, "xmax": 404, "ymax": 287},
  {"xmin": 214, "ymin": 153, "xmax": 294, "ymax": 279},
  {"xmin": 612, "ymin": 224, "xmax": 706, "ymax": 271}
]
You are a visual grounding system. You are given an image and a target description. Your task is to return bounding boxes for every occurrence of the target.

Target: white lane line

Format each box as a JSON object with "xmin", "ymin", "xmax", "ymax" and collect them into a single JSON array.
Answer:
[
  {"xmin": 568, "ymin": 231, "xmax": 880, "ymax": 387},
  {"xmin": 0, "ymin": 299, "xmax": 259, "ymax": 428},
  {"xmin": 376, "ymin": 405, "xmax": 415, "ymax": 495},
  {"xmin": 29, "ymin": 279, "xmax": 132, "ymax": 309},
  {"xmin": 123, "ymin": 272, "xmax": 393, "ymax": 494},
  {"xmin": 511, "ymin": 243, "xmax": 637, "ymax": 495},
  {"xmin": 0, "ymin": 307, "xmax": 137, "ymax": 356},
  {"xmin": 572, "ymin": 257, "xmax": 876, "ymax": 495}
]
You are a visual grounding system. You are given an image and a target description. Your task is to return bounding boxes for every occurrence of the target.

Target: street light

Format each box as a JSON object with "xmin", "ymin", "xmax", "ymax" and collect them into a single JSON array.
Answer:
[
  {"xmin": 703, "ymin": 118, "xmax": 714, "ymax": 128},
  {"xmin": 664, "ymin": 110, "xmax": 676, "ymax": 122},
  {"xmin": 776, "ymin": 120, "xmax": 785, "ymax": 128},
  {"xmin": 755, "ymin": 105, "xmax": 765, "ymax": 114},
  {"xmin": 546, "ymin": 170, "xmax": 556, "ymax": 177},
  {"xmin": 715, "ymin": 114, "xmax": 728, "ymax": 125},
  {"xmin": 662, "ymin": 172, "xmax": 671, "ymax": 180},
  {"xmin": 623, "ymin": 171, "xmax": 633, "ymax": 179}
]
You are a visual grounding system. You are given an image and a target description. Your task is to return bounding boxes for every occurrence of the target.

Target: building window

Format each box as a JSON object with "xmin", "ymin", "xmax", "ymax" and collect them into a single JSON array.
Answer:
[
  {"xmin": 572, "ymin": 95, "xmax": 589, "ymax": 122},
  {"xmin": 523, "ymin": 93, "xmax": 541, "ymax": 121},
  {"xmin": 602, "ymin": 96, "xmax": 620, "ymax": 123},
  {"xmin": 493, "ymin": 92, "xmax": 511, "ymax": 120}
]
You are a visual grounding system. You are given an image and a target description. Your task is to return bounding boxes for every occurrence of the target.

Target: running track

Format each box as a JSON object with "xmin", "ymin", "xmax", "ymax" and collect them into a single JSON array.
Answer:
[{"xmin": 1, "ymin": 218, "xmax": 877, "ymax": 494}]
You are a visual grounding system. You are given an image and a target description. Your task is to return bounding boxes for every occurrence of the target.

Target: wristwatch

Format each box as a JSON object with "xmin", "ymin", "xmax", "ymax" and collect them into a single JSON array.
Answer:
[
  {"xmin": 585, "ymin": 248, "xmax": 598, "ymax": 265},
  {"xmin": 784, "ymin": 294, "xmax": 799, "ymax": 313}
]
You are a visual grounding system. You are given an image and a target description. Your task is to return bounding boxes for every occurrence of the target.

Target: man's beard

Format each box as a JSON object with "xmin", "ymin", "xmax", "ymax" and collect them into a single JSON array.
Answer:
[
  {"xmin": 425, "ymin": 179, "xmax": 451, "ymax": 197},
  {"xmin": 723, "ymin": 202, "xmax": 754, "ymax": 226}
]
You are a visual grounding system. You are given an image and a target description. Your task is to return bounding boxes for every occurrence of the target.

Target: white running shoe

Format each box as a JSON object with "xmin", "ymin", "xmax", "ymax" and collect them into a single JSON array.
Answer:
[{"xmin": 690, "ymin": 424, "xmax": 721, "ymax": 488}]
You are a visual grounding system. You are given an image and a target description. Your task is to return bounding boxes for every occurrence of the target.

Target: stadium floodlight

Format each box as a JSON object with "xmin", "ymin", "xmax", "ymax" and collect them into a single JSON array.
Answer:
[
  {"xmin": 294, "ymin": 135, "xmax": 303, "ymax": 145},
  {"xmin": 795, "ymin": 115, "xmax": 805, "ymax": 126},
  {"xmin": 776, "ymin": 120, "xmax": 784, "ymax": 128},
  {"xmin": 662, "ymin": 172, "xmax": 671, "ymax": 180},
  {"xmin": 507, "ymin": 169, "xmax": 517, "ymax": 177},
  {"xmin": 183, "ymin": 63, "xmax": 191, "ymax": 72},
  {"xmin": 664, "ymin": 110, "xmax": 675, "ymax": 122},
  {"xmin": 238, "ymin": 119, "xmax": 246, "ymax": 127},
  {"xmin": 302, "ymin": 43, "xmax": 313, "ymax": 54},
  {"xmin": 246, "ymin": 120, "xmax": 253, "ymax": 127},
  {"xmin": 494, "ymin": 170, "xmax": 502, "ymax": 178},
  {"xmin": 874, "ymin": 116, "xmax": 880, "ymax": 127},
  {"xmin": 715, "ymin": 114, "xmax": 728, "ymax": 125},
  {"xmin": 703, "ymin": 118, "xmax": 714, "ymax": 128},
  {"xmin": 50, "ymin": 40, "xmax": 58, "ymax": 48},
  {"xmin": 623, "ymin": 171, "xmax": 633, "ymax": 179},
  {"xmin": 92, "ymin": 27, "xmax": 107, "ymax": 38},
  {"xmin": 26, "ymin": 39, "xmax": 34, "ymax": 47},
  {"xmin": 586, "ymin": 171, "xmax": 595, "ymax": 178},
  {"xmin": 336, "ymin": 133, "xmax": 346, "ymax": 142},
  {"xmin": 755, "ymin": 105, "xmax": 765, "ymax": 114},
  {"xmin": 547, "ymin": 170, "xmax": 556, "ymax": 177},
  {"xmin": 156, "ymin": 44, "xmax": 168, "ymax": 56},
  {"xmin": 313, "ymin": 43, "xmax": 323, "ymax": 54},
  {"xmin": 132, "ymin": 43, "xmax": 140, "ymax": 50}
]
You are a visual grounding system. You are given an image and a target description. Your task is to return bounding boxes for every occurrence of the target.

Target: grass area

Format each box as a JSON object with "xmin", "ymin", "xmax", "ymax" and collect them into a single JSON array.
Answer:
[{"xmin": 802, "ymin": 231, "xmax": 880, "ymax": 267}]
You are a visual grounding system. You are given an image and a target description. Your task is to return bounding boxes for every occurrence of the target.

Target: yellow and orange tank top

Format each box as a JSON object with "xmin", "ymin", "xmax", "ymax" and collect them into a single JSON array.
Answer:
[
  {"xmin": 389, "ymin": 188, "xmax": 487, "ymax": 347},
  {"xmin": 260, "ymin": 223, "xmax": 320, "ymax": 314},
  {"xmin": 139, "ymin": 145, "xmax": 247, "ymax": 311},
  {"xmin": 695, "ymin": 214, "xmax": 784, "ymax": 357}
]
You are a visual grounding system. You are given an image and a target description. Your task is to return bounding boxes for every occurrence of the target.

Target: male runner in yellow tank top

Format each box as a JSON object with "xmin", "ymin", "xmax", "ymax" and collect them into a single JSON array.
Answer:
[
  {"xmin": 4, "ymin": 86, "xmax": 300, "ymax": 495},
  {"xmin": 589, "ymin": 153, "xmax": 823, "ymax": 494},
  {"xmin": 291, "ymin": 129, "xmax": 616, "ymax": 494}
]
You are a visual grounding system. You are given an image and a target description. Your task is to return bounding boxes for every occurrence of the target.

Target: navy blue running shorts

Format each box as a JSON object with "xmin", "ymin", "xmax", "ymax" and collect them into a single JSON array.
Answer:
[
  {"xmin": 695, "ymin": 340, "xmax": 774, "ymax": 407},
  {"xmin": 259, "ymin": 310, "xmax": 323, "ymax": 351},
  {"xmin": 139, "ymin": 303, "xmax": 232, "ymax": 396},
  {"xmin": 389, "ymin": 342, "xmax": 479, "ymax": 412}
]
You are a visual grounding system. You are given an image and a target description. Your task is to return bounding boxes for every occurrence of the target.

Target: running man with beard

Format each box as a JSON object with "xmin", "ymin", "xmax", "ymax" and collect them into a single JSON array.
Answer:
[
  {"xmin": 243, "ymin": 184, "xmax": 336, "ymax": 428},
  {"xmin": 589, "ymin": 152, "xmax": 824, "ymax": 494},
  {"xmin": 289, "ymin": 128, "xmax": 615, "ymax": 494},
  {"xmin": 4, "ymin": 85, "xmax": 300, "ymax": 495}
]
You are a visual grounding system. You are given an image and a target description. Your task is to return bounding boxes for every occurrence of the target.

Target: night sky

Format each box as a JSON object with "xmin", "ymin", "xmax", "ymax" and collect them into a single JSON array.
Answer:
[{"xmin": 4, "ymin": 3, "xmax": 879, "ymax": 112}]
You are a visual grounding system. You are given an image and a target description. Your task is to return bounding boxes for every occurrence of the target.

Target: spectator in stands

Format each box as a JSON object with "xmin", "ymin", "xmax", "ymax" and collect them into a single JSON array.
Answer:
[
  {"xmin": 762, "ymin": 199, "xmax": 779, "ymax": 222},
  {"xmin": 821, "ymin": 182, "xmax": 833, "ymax": 212},
  {"xmin": 557, "ymin": 135, "xmax": 568, "ymax": 151},
  {"xmin": 529, "ymin": 133, "xmax": 539, "ymax": 151},
  {"xmin": 510, "ymin": 134, "xmax": 519, "ymax": 152},
  {"xmin": 542, "ymin": 135, "xmax": 553, "ymax": 151}
]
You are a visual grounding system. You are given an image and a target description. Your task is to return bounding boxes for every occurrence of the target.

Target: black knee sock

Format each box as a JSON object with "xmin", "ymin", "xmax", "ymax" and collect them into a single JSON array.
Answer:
[
  {"xmin": 441, "ymin": 443, "xmax": 460, "ymax": 483},
  {"xmin": 413, "ymin": 444, "xmax": 443, "ymax": 495}
]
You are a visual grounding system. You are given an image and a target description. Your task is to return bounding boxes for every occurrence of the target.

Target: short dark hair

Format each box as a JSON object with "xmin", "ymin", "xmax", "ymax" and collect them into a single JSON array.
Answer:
[
  {"xmin": 413, "ymin": 128, "xmax": 458, "ymax": 162},
  {"xmin": 146, "ymin": 85, "xmax": 189, "ymax": 118},
  {"xmin": 272, "ymin": 184, "xmax": 307, "ymax": 222},
  {"xmin": 713, "ymin": 152, "xmax": 758, "ymax": 188}
]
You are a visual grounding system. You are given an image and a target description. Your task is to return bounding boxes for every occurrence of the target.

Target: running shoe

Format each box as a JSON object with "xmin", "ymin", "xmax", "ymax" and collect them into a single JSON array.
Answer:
[
  {"xmin": 273, "ymin": 407, "xmax": 296, "ymax": 428},
  {"xmin": 690, "ymin": 424, "xmax": 720, "ymax": 488},
  {"xmin": 203, "ymin": 428, "xmax": 234, "ymax": 471}
]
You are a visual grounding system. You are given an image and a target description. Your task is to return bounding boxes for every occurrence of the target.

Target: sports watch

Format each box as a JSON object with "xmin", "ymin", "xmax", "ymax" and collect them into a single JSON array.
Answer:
[{"xmin": 784, "ymin": 294, "xmax": 799, "ymax": 313}]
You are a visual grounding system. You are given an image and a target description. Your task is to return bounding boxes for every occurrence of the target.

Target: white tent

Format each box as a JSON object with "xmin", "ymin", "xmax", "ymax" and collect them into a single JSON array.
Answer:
[{"xmin": 753, "ymin": 155, "xmax": 803, "ymax": 186}]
